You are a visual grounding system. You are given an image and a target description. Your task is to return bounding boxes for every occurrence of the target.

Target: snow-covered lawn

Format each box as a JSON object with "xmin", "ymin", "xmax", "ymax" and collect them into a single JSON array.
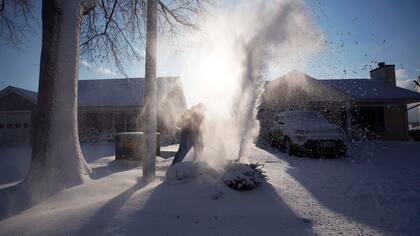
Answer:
[{"xmin": 0, "ymin": 141, "xmax": 419, "ymax": 235}]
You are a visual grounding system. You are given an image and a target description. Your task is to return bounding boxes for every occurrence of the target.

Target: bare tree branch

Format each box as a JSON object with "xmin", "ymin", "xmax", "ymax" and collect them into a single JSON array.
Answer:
[
  {"xmin": 0, "ymin": 0, "xmax": 210, "ymax": 69},
  {"xmin": 80, "ymin": 0, "xmax": 147, "ymax": 75},
  {"xmin": 80, "ymin": 0, "xmax": 210, "ymax": 76},
  {"xmin": 158, "ymin": 0, "xmax": 195, "ymax": 27},
  {"xmin": 0, "ymin": 0, "xmax": 35, "ymax": 47}
]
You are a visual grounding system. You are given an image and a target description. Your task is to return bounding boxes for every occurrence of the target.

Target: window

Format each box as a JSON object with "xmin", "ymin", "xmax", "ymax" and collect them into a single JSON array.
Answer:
[
  {"xmin": 0, "ymin": 124, "xmax": 4, "ymax": 128},
  {"xmin": 6, "ymin": 124, "xmax": 12, "ymax": 128},
  {"xmin": 14, "ymin": 123, "xmax": 21, "ymax": 128},
  {"xmin": 23, "ymin": 123, "xmax": 29, "ymax": 128}
]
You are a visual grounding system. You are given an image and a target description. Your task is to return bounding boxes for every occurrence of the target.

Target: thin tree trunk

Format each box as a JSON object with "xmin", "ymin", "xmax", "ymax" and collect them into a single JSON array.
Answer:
[
  {"xmin": 25, "ymin": 0, "xmax": 90, "ymax": 199},
  {"xmin": 143, "ymin": 0, "xmax": 158, "ymax": 183}
]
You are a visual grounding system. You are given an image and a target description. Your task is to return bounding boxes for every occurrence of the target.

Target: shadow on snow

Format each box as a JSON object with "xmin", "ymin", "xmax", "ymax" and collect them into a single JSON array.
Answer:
[
  {"xmin": 257, "ymin": 140, "xmax": 420, "ymax": 235},
  {"xmin": 77, "ymin": 180, "xmax": 149, "ymax": 236},
  {"xmin": 105, "ymin": 177, "xmax": 313, "ymax": 235}
]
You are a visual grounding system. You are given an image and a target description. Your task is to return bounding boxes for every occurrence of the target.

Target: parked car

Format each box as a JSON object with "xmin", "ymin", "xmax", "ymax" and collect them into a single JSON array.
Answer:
[{"xmin": 267, "ymin": 111, "xmax": 347, "ymax": 158}]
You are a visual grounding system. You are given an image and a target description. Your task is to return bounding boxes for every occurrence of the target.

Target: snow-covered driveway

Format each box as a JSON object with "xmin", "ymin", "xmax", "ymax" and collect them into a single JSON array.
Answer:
[{"xmin": 0, "ymin": 141, "xmax": 419, "ymax": 235}]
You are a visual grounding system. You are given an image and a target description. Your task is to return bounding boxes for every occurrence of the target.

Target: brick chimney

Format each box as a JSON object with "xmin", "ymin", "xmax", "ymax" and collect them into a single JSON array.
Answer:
[{"xmin": 370, "ymin": 62, "xmax": 396, "ymax": 86}]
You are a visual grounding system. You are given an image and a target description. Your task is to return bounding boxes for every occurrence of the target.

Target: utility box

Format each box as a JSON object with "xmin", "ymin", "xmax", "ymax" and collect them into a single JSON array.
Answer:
[{"xmin": 115, "ymin": 132, "xmax": 160, "ymax": 161}]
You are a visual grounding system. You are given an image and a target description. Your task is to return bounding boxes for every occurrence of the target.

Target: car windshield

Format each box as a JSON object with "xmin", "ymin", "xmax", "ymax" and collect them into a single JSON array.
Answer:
[{"xmin": 285, "ymin": 111, "xmax": 326, "ymax": 122}]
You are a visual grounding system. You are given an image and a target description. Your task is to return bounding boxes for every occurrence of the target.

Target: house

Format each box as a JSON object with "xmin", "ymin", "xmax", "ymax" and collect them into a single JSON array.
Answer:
[
  {"xmin": 0, "ymin": 86, "xmax": 37, "ymax": 144},
  {"xmin": 0, "ymin": 77, "xmax": 187, "ymax": 145},
  {"xmin": 260, "ymin": 63, "xmax": 420, "ymax": 140}
]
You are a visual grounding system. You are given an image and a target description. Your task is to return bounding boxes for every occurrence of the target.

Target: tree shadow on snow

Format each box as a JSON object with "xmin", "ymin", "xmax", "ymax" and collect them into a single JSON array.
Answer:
[
  {"xmin": 90, "ymin": 160, "xmax": 140, "ymax": 180},
  {"xmin": 0, "ymin": 182, "xmax": 33, "ymax": 221},
  {"xmin": 258, "ymin": 141, "xmax": 420, "ymax": 235},
  {"xmin": 108, "ymin": 178, "xmax": 314, "ymax": 235},
  {"xmin": 77, "ymin": 180, "xmax": 148, "ymax": 236},
  {"xmin": 0, "ymin": 143, "xmax": 131, "ymax": 222}
]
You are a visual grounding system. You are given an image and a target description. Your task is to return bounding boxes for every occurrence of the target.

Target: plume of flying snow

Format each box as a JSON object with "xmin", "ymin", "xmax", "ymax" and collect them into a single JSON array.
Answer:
[{"xmin": 176, "ymin": 0, "xmax": 323, "ymax": 167}]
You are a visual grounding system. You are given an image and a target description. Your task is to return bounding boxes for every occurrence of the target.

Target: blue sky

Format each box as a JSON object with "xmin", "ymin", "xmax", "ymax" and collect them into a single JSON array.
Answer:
[
  {"xmin": 303, "ymin": 0, "xmax": 420, "ymax": 84},
  {"xmin": 0, "ymin": 0, "xmax": 419, "ymax": 91}
]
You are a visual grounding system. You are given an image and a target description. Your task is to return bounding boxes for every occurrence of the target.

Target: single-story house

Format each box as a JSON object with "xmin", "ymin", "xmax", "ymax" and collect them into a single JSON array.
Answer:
[
  {"xmin": 259, "ymin": 63, "xmax": 420, "ymax": 140},
  {"xmin": 0, "ymin": 77, "xmax": 187, "ymax": 145}
]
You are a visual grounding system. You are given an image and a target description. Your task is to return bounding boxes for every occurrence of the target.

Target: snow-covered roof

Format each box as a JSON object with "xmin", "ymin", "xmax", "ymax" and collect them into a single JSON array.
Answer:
[
  {"xmin": 320, "ymin": 79, "xmax": 420, "ymax": 103},
  {"xmin": 266, "ymin": 71, "xmax": 420, "ymax": 104},
  {"xmin": 78, "ymin": 77, "xmax": 184, "ymax": 107},
  {"xmin": 0, "ymin": 86, "xmax": 38, "ymax": 104},
  {"xmin": 0, "ymin": 77, "xmax": 184, "ymax": 108},
  {"xmin": 264, "ymin": 71, "xmax": 351, "ymax": 105}
]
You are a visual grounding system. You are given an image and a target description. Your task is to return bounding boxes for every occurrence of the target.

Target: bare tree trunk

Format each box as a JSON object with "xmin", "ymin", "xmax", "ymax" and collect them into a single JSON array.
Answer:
[
  {"xmin": 25, "ymin": 0, "xmax": 90, "ymax": 199},
  {"xmin": 143, "ymin": 0, "xmax": 158, "ymax": 183}
]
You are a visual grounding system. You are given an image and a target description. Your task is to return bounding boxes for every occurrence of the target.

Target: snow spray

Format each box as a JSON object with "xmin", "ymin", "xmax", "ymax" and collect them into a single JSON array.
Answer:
[{"xmin": 177, "ymin": 0, "xmax": 322, "ymax": 167}]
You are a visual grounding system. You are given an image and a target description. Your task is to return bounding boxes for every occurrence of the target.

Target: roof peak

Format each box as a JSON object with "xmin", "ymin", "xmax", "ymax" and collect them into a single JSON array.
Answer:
[{"xmin": 0, "ymin": 85, "xmax": 38, "ymax": 104}]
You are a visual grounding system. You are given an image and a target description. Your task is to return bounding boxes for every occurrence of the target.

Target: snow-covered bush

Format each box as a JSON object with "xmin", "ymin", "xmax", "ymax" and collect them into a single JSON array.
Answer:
[
  {"xmin": 79, "ymin": 128, "xmax": 115, "ymax": 143},
  {"xmin": 223, "ymin": 162, "xmax": 267, "ymax": 191},
  {"xmin": 166, "ymin": 161, "xmax": 267, "ymax": 192},
  {"xmin": 165, "ymin": 161, "xmax": 198, "ymax": 184},
  {"xmin": 165, "ymin": 161, "xmax": 225, "ymax": 199}
]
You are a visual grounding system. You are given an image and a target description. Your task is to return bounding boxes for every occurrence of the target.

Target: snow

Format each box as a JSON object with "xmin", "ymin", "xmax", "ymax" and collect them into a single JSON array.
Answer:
[
  {"xmin": 78, "ymin": 77, "xmax": 182, "ymax": 107},
  {"xmin": 165, "ymin": 161, "xmax": 199, "ymax": 184},
  {"xmin": 321, "ymin": 79, "xmax": 420, "ymax": 103},
  {"xmin": 0, "ymin": 141, "xmax": 420, "ymax": 235},
  {"xmin": 222, "ymin": 162, "xmax": 267, "ymax": 190},
  {"xmin": 0, "ymin": 146, "xmax": 31, "ymax": 189},
  {"xmin": 265, "ymin": 71, "xmax": 420, "ymax": 104}
]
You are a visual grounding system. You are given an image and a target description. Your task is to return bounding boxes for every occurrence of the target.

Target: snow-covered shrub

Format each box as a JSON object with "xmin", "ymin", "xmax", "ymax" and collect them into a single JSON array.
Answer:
[
  {"xmin": 165, "ymin": 161, "xmax": 198, "ymax": 184},
  {"xmin": 165, "ymin": 161, "xmax": 225, "ymax": 199},
  {"xmin": 166, "ymin": 161, "xmax": 267, "ymax": 192},
  {"xmin": 223, "ymin": 162, "xmax": 267, "ymax": 191},
  {"xmin": 80, "ymin": 128, "xmax": 115, "ymax": 143}
]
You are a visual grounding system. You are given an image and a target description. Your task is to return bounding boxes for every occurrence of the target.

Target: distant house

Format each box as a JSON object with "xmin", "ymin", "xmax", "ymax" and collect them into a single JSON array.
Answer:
[
  {"xmin": 0, "ymin": 77, "xmax": 187, "ymax": 145},
  {"xmin": 0, "ymin": 86, "xmax": 37, "ymax": 144},
  {"xmin": 260, "ymin": 63, "xmax": 420, "ymax": 140}
]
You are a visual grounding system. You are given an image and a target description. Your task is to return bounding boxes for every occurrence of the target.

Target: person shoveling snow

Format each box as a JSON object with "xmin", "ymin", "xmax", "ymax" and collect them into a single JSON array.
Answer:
[
  {"xmin": 171, "ymin": 103, "xmax": 205, "ymax": 165},
  {"xmin": 170, "ymin": 103, "xmax": 267, "ymax": 191}
]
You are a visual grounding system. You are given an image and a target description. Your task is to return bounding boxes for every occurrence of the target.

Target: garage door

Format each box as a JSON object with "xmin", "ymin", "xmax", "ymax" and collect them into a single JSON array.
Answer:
[{"xmin": 0, "ymin": 111, "xmax": 31, "ymax": 144}]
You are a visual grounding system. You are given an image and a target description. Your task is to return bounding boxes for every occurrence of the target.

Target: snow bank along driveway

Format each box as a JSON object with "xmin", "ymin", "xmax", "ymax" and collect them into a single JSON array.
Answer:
[{"xmin": 0, "ymin": 142, "xmax": 419, "ymax": 235}]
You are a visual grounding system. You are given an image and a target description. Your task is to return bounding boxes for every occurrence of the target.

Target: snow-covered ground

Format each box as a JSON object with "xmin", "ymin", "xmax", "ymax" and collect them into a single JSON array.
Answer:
[{"xmin": 0, "ymin": 141, "xmax": 419, "ymax": 235}]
